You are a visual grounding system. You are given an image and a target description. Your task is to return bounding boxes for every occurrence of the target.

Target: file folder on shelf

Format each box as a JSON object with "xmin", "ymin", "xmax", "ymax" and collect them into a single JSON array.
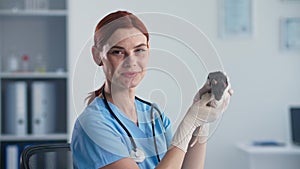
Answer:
[
  {"xmin": 31, "ymin": 81, "xmax": 56, "ymax": 135},
  {"xmin": 5, "ymin": 144, "xmax": 19, "ymax": 169},
  {"xmin": 4, "ymin": 81, "xmax": 28, "ymax": 135}
]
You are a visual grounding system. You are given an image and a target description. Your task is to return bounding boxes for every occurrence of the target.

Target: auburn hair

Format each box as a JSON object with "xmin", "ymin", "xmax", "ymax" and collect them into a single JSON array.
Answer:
[{"xmin": 86, "ymin": 10, "xmax": 149, "ymax": 104}]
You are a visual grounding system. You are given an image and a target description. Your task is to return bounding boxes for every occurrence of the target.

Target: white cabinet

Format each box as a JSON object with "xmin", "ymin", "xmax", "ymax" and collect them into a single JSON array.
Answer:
[
  {"xmin": 0, "ymin": 0, "xmax": 69, "ymax": 168},
  {"xmin": 237, "ymin": 143, "xmax": 300, "ymax": 169}
]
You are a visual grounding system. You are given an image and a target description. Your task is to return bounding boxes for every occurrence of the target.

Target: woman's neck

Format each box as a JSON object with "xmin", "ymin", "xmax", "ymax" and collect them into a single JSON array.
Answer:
[{"xmin": 104, "ymin": 82, "xmax": 138, "ymax": 125}]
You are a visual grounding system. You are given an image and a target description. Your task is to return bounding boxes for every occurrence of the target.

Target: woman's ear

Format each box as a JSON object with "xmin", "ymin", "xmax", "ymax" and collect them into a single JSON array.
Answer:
[
  {"xmin": 147, "ymin": 42, "xmax": 150, "ymax": 55},
  {"xmin": 92, "ymin": 46, "xmax": 102, "ymax": 66}
]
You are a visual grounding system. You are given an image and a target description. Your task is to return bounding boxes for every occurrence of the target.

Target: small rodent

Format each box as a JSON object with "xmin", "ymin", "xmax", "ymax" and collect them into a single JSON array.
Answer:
[{"xmin": 208, "ymin": 71, "xmax": 228, "ymax": 101}]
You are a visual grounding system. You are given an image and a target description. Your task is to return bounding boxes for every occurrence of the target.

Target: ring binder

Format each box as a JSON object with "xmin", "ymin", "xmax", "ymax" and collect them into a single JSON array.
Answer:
[
  {"xmin": 31, "ymin": 81, "xmax": 56, "ymax": 135},
  {"xmin": 4, "ymin": 81, "xmax": 28, "ymax": 135}
]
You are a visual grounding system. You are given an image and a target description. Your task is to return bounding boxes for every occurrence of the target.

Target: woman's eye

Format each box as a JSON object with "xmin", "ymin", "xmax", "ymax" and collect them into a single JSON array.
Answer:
[
  {"xmin": 109, "ymin": 50, "xmax": 124, "ymax": 56},
  {"xmin": 135, "ymin": 48, "xmax": 146, "ymax": 54}
]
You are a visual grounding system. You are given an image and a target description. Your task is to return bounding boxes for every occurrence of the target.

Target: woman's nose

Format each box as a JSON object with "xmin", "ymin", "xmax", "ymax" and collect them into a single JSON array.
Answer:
[{"xmin": 123, "ymin": 54, "xmax": 137, "ymax": 68}]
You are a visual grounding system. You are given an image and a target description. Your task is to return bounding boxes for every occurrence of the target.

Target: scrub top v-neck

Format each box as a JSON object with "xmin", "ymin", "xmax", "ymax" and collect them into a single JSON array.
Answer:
[{"xmin": 71, "ymin": 97, "xmax": 173, "ymax": 169}]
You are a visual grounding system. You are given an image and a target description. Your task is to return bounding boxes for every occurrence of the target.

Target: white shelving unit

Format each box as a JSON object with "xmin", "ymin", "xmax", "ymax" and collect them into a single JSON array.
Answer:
[
  {"xmin": 0, "ymin": 9, "xmax": 67, "ymax": 16},
  {"xmin": 0, "ymin": 72, "xmax": 68, "ymax": 79},
  {"xmin": 0, "ymin": 0, "xmax": 69, "ymax": 168},
  {"xmin": 1, "ymin": 134, "xmax": 69, "ymax": 141}
]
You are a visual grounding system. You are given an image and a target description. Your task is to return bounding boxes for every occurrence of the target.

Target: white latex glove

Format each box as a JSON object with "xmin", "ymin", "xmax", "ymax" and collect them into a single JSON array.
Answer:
[
  {"xmin": 171, "ymin": 92, "xmax": 215, "ymax": 152},
  {"xmin": 171, "ymin": 73, "xmax": 232, "ymax": 152},
  {"xmin": 191, "ymin": 79, "xmax": 232, "ymax": 146},
  {"xmin": 190, "ymin": 124, "xmax": 210, "ymax": 147}
]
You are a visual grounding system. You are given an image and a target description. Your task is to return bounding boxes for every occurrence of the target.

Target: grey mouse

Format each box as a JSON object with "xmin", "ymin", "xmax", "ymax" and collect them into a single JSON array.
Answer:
[{"xmin": 208, "ymin": 71, "xmax": 228, "ymax": 101}]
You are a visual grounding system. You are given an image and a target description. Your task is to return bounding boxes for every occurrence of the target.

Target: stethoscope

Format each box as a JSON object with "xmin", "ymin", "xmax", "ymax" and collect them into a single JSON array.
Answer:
[{"xmin": 102, "ymin": 87, "xmax": 166, "ymax": 163}]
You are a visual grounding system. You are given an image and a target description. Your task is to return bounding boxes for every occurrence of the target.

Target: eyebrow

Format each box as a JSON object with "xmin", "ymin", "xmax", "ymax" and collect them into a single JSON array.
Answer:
[
  {"xmin": 134, "ymin": 43, "xmax": 147, "ymax": 48},
  {"xmin": 110, "ymin": 43, "xmax": 147, "ymax": 50}
]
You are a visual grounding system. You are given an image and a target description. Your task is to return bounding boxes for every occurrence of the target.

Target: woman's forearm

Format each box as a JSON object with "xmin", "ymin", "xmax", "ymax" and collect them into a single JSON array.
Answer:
[
  {"xmin": 155, "ymin": 146, "xmax": 186, "ymax": 169},
  {"xmin": 155, "ymin": 136, "xmax": 206, "ymax": 169},
  {"xmin": 181, "ymin": 136, "xmax": 207, "ymax": 169}
]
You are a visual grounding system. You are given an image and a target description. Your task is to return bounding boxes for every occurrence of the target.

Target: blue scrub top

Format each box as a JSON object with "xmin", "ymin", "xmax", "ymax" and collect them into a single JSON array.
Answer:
[{"xmin": 71, "ymin": 97, "xmax": 172, "ymax": 169}]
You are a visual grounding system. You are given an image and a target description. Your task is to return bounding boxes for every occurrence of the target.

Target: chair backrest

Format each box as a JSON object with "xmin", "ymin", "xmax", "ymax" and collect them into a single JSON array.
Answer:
[{"xmin": 20, "ymin": 143, "xmax": 72, "ymax": 169}]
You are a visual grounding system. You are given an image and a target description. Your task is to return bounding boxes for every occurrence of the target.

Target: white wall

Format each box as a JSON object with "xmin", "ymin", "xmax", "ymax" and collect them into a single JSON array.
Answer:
[{"xmin": 68, "ymin": 1, "xmax": 300, "ymax": 169}]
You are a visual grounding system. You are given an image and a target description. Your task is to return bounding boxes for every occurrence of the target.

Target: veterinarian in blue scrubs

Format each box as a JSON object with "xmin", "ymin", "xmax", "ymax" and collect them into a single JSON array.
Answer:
[{"xmin": 71, "ymin": 10, "xmax": 232, "ymax": 169}]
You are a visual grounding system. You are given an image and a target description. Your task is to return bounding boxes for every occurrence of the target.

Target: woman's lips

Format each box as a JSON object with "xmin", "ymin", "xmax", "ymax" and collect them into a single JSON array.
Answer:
[{"xmin": 122, "ymin": 72, "xmax": 138, "ymax": 78}]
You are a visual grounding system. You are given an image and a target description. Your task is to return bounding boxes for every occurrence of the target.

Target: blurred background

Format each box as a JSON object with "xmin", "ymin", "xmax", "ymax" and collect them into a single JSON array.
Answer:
[
  {"xmin": 0, "ymin": 0, "xmax": 300, "ymax": 168},
  {"xmin": 69, "ymin": 0, "xmax": 300, "ymax": 168}
]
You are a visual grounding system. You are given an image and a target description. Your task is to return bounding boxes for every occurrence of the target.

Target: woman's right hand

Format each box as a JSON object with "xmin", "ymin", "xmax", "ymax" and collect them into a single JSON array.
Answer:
[
  {"xmin": 190, "ymin": 82, "xmax": 232, "ymax": 124},
  {"xmin": 190, "ymin": 73, "xmax": 233, "ymax": 146},
  {"xmin": 171, "ymin": 72, "xmax": 232, "ymax": 152}
]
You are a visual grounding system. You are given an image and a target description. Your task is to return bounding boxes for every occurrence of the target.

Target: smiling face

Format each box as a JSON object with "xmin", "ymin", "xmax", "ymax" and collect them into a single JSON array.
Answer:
[{"xmin": 99, "ymin": 27, "xmax": 149, "ymax": 89}]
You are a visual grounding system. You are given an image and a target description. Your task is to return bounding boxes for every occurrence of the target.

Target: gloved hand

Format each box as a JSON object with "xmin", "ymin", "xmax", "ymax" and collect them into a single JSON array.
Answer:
[
  {"xmin": 171, "ymin": 92, "xmax": 215, "ymax": 152},
  {"xmin": 190, "ymin": 124, "xmax": 210, "ymax": 147},
  {"xmin": 190, "ymin": 75, "xmax": 233, "ymax": 147},
  {"xmin": 171, "ymin": 72, "xmax": 232, "ymax": 152}
]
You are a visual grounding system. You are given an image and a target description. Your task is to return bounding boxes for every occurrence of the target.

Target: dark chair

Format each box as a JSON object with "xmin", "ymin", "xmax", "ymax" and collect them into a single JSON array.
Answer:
[{"xmin": 20, "ymin": 143, "xmax": 72, "ymax": 169}]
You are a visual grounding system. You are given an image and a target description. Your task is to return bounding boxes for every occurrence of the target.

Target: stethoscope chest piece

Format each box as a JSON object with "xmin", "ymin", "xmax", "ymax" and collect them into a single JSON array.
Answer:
[{"xmin": 130, "ymin": 148, "xmax": 145, "ymax": 163}]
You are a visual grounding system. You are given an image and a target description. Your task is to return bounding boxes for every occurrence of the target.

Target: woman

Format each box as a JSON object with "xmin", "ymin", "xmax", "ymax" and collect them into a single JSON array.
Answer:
[{"xmin": 71, "ymin": 10, "xmax": 232, "ymax": 169}]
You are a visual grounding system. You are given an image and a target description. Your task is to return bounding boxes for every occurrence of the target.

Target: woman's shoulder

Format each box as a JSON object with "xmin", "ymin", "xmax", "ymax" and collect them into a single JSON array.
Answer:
[
  {"xmin": 135, "ymin": 97, "xmax": 168, "ymax": 118},
  {"xmin": 135, "ymin": 96, "xmax": 152, "ymax": 111},
  {"xmin": 76, "ymin": 97, "xmax": 110, "ymax": 126}
]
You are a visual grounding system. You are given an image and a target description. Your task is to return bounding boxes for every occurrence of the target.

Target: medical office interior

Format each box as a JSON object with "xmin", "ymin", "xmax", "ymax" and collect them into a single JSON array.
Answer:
[{"xmin": 0, "ymin": 0, "xmax": 300, "ymax": 168}]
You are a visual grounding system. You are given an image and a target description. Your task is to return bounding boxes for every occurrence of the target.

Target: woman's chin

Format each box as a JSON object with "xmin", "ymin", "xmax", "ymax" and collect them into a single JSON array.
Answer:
[
  {"xmin": 123, "ymin": 81, "xmax": 140, "ymax": 89},
  {"xmin": 122, "ymin": 76, "xmax": 143, "ymax": 88},
  {"xmin": 111, "ymin": 79, "xmax": 140, "ymax": 90},
  {"xmin": 111, "ymin": 74, "xmax": 144, "ymax": 90}
]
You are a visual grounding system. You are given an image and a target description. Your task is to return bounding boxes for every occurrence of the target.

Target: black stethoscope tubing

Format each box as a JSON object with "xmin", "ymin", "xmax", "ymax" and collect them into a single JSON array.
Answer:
[
  {"xmin": 150, "ymin": 104, "xmax": 163, "ymax": 162},
  {"xmin": 101, "ymin": 87, "xmax": 164, "ymax": 162}
]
